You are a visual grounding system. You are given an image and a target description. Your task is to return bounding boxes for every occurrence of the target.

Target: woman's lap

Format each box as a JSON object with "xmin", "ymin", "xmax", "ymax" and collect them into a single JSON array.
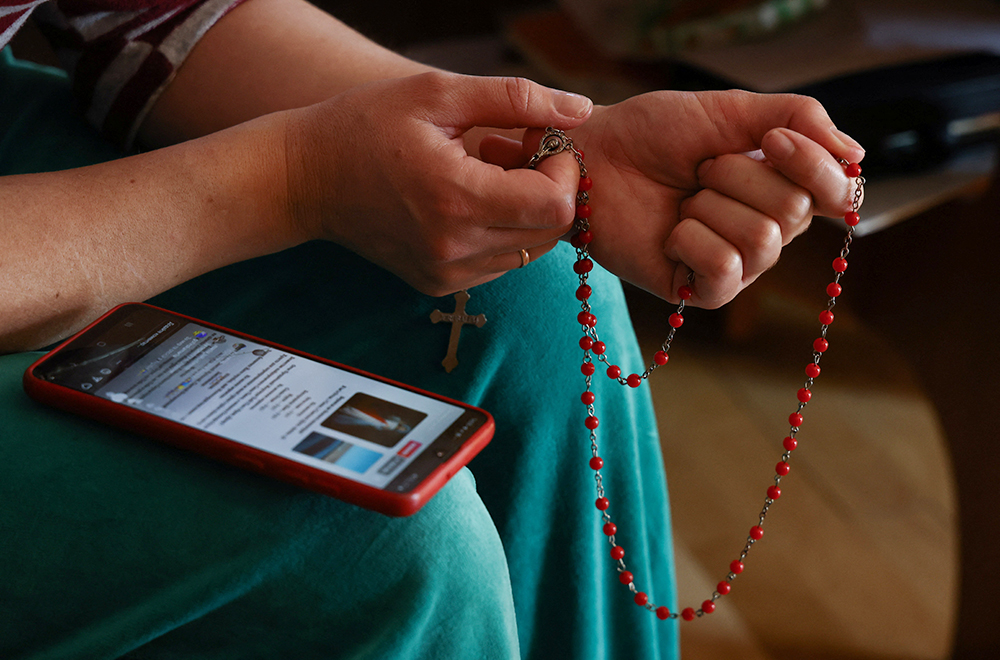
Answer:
[{"xmin": 0, "ymin": 47, "xmax": 679, "ymax": 659}]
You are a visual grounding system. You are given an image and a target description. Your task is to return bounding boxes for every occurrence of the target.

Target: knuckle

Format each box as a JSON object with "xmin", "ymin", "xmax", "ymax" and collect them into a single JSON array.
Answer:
[
  {"xmin": 775, "ymin": 190, "xmax": 814, "ymax": 228},
  {"xmin": 786, "ymin": 92, "xmax": 826, "ymax": 117},
  {"xmin": 415, "ymin": 70, "xmax": 453, "ymax": 95},
  {"xmin": 546, "ymin": 195, "xmax": 576, "ymax": 229},
  {"xmin": 502, "ymin": 77, "xmax": 534, "ymax": 116},
  {"xmin": 746, "ymin": 218, "xmax": 783, "ymax": 258},
  {"xmin": 707, "ymin": 250, "xmax": 742, "ymax": 283},
  {"xmin": 422, "ymin": 231, "xmax": 465, "ymax": 264}
]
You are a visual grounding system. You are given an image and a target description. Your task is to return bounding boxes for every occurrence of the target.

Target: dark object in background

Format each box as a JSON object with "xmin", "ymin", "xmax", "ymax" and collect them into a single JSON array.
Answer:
[
  {"xmin": 318, "ymin": 0, "xmax": 545, "ymax": 48},
  {"xmin": 792, "ymin": 53, "xmax": 1000, "ymax": 176}
]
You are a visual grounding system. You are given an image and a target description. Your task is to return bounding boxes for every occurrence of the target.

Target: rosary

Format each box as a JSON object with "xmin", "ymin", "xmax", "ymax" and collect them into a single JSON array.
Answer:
[{"xmin": 527, "ymin": 127, "xmax": 866, "ymax": 622}]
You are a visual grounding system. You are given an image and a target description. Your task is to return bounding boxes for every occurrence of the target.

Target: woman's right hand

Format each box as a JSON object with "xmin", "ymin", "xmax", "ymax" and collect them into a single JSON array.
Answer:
[{"xmin": 283, "ymin": 71, "xmax": 594, "ymax": 296}]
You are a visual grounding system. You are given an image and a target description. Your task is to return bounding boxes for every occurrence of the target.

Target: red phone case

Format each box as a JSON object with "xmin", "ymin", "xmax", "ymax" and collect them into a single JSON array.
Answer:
[{"xmin": 23, "ymin": 303, "xmax": 494, "ymax": 517}]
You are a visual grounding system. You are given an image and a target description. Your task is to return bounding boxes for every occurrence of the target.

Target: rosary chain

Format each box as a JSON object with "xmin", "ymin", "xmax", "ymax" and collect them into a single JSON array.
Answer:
[{"xmin": 531, "ymin": 127, "xmax": 865, "ymax": 622}]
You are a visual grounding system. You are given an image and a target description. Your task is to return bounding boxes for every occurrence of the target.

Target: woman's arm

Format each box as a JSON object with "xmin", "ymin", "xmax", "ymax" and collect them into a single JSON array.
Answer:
[
  {"xmin": 0, "ymin": 112, "xmax": 298, "ymax": 352},
  {"xmin": 1, "ymin": 23, "xmax": 591, "ymax": 354},
  {"xmin": 138, "ymin": 0, "xmax": 438, "ymax": 146}
]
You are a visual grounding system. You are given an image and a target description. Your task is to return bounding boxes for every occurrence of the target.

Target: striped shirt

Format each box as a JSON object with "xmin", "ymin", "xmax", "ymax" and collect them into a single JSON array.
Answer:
[{"xmin": 1, "ymin": 0, "xmax": 243, "ymax": 147}]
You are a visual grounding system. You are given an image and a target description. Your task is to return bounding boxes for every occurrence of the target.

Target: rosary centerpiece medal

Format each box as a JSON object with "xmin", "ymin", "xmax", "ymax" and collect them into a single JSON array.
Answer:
[{"xmin": 528, "ymin": 126, "xmax": 866, "ymax": 622}]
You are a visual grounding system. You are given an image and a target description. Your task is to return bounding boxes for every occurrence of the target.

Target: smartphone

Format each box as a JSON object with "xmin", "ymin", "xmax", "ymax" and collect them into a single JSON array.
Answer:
[{"xmin": 23, "ymin": 303, "xmax": 494, "ymax": 517}]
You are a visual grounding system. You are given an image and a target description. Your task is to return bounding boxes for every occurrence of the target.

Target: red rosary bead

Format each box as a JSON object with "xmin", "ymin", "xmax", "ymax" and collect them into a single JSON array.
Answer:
[
  {"xmin": 654, "ymin": 351, "xmax": 668, "ymax": 365},
  {"xmin": 576, "ymin": 204, "xmax": 592, "ymax": 219},
  {"xmin": 678, "ymin": 285, "xmax": 693, "ymax": 300},
  {"xmin": 805, "ymin": 363, "xmax": 821, "ymax": 379},
  {"xmin": 626, "ymin": 373, "xmax": 642, "ymax": 388},
  {"xmin": 702, "ymin": 600, "xmax": 716, "ymax": 614},
  {"xmin": 581, "ymin": 391, "xmax": 595, "ymax": 405},
  {"xmin": 776, "ymin": 461, "xmax": 790, "ymax": 476},
  {"xmin": 580, "ymin": 336, "xmax": 593, "ymax": 351},
  {"xmin": 603, "ymin": 522, "xmax": 617, "ymax": 536},
  {"xmin": 783, "ymin": 436, "xmax": 798, "ymax": 451},
  {"xmin": 789, "ymin": 413, "xmax": 804, "ymax": 427},
  {"xmin": 656, "ymin": 606, "xmax": 670, "ymax": 620},
  {"xmin": 578, "ymin": 312, "xmax": 597, "ymax": 328},
  {"xmin": 585, "ymin": 416, "xmax": 600, "ymax": 430},
  {"xmin": 579, "ymin": 176, "xmax": 593, "ymax": 192},
  {"xmin": 682, "ymin": 608, "xmax": 696, "ymax": 621},
  {"xmin": 577, "ymin": 285, "xmax": 593, "ymax": 301},
  {"xmin": 571, "ymin": 230, "xmax": 594, "ymax": 248},
  {"xmin": 797, "ymin": 388, "xmax": 812, "ymax": 403},
  {"xmin": 619, "ymin": 571, "xmax": 634, "ymax": 585},
  {"xmin": 833, "ymin": 257, "xmax": 848, "ymax": 273},
  {"xmin": 819, "ymin": 310, "xmax": 834, "ymax": 325},
  {"xmin": 814, "ymin": 338, "xmax": 829, "ymax": 353},
  {"xmin": 668, "ymin": 313, "xmax": 684, "ymax": 328},
  {"xmin": 592, "ymin": 341, "xmax": 607, "ymax": 355},
  {"xmin": 607, "ymin": 365, "xmax": 621, "ymax": 379},
  {"xmin": 610, "ymin": 545, "xmax": 625, "ymax": 560},
  {"xmin": 767, "ymin": 485, "xmax": 782, "ymax": 500},
  {"xmin": 596, "ymin": 497, "xmax": 610, "ymax": 510},
  {"xmin": 845, "ymin": 211, "xmax": 860, "ymax": 227},
  {"xmin": 846, "ymin": 162, "xmax": 862, "ymax": 177},
  {"xmin": 730, "ymin": 560, "xmax": 744, "ymax": 574},
  {"xmin": 582, "ymin": 362, "xmax": 596, "ymax": 376},
  {"xmin": 634, "ymin": 591, "xmax": 648, "ymax": 606},
  {"xmin": 750, "ymin": 525, "xmax": 764, "ymax": 540},
  {"xmin": 827, "ymin": 282, "xmax": 842, "ymax": 297},
  {"xmin": 716, "ymin": 581, "xmax": 731, "ymax": 595},
  {"xmin": 589, "ymin": 456, "xmax": 604, "ymax": 470},
  {"xmin": 574, "ymin": 258, "xmax": 594, "ymax": 274}
]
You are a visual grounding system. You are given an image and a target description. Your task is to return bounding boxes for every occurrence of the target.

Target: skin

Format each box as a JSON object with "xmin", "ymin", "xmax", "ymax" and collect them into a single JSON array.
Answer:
[
  {"xmin": 0, "ymin": 0, "xmax": 863, "ymax": 353},
  {"xmin": 482, "ymin": 91, "xmax": 865, "ymax": 306}
]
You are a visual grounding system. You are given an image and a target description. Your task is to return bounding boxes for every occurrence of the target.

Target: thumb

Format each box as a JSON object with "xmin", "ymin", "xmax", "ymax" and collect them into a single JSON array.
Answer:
[{"xmin": 434, "ymin": 73, "xmax": 593, "ymax": 130}]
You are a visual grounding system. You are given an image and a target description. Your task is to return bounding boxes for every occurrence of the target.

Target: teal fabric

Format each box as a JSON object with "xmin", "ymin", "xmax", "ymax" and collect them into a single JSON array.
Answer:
[{"xmin": 0, "ymin": 47, "xmax": 680, "ymax": 659}]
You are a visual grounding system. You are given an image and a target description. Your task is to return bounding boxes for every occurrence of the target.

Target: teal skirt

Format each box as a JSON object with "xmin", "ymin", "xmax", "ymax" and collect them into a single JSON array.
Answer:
[{"xmin": 0, "ymin": 48, "xmax": 679, "ymax": 659}]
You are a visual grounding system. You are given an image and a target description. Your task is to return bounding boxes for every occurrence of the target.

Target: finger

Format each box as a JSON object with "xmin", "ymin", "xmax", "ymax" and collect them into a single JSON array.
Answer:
[
  {"xmin": 677, "ymin": 188, "xmax": 783, "ymax": 278},
  {"xmin": 694, "ymin": 152, "xmax": 814, "ymax": 242},
  {"xmin": 759, "ymin": 128, "xmax": 856, "ymax": 217},
  {"xmin": 483, "ymin": 222, "xmax": 576, "ymax": 258},
  {"xmin": 705, "ymin": 91, "xmax": 866, "ymax": 165},
  {"xmin": 479, "ymin": 133, "xmax": 530, "ymax": 169},
  {"xmin": 484, "ymin": 238, "xmax": 562, "ymax": 273},
  {"xmin": 664, "ymin": 218, "xmax": 744, "ymax": 309},
  {"xmin": 429, "ymin": 72, "xmax": 593, "ymax": 131},
  {"xmin": 423, "ymin": 237, "xmax": 563, "ymax": 295},
  {"xmin": 460, "ymin": 149, "xmax": 582, "ymax": 231}
]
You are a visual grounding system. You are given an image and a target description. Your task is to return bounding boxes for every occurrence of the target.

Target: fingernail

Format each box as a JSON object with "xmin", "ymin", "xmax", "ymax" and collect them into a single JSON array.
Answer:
[
  {"xmin": 551, "ymin": 89, "xmax": 593, "ymax": 119},
  {"xmin": 765, "ymin": 130, "xmax": 795, "ymax": 160},
  {"xmin": 832, "ymin": 127, "xmax": 865, "ymax": 153}
]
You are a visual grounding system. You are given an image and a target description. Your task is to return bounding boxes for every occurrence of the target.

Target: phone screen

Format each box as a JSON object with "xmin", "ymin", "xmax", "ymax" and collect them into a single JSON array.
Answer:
[{"xmin": 29, "ymin": 305, "xmax": 487, "ymax": 494}]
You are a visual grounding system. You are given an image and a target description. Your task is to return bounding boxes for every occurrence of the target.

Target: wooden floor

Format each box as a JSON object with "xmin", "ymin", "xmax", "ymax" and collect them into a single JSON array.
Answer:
[{"xmin": 626, "ymin": 286, "xmax": 958, "ymax": 660}]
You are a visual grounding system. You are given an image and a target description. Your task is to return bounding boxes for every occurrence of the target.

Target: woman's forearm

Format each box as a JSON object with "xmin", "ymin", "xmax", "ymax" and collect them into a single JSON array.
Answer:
[{"xmin": 0, "ymin": 111, "xmax": 301, "ymax": 352}]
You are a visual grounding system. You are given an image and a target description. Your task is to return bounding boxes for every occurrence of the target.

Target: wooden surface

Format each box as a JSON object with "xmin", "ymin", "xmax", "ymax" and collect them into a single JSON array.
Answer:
[{"xmin": 627, "ymin": 235, "xmax": 960, "ymax": 659}]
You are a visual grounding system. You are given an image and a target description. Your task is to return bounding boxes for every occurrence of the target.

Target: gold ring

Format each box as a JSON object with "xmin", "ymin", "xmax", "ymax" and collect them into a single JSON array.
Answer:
[{"xmin": 519, "ymin": 248, "xmax": 530, "ymax": 268}]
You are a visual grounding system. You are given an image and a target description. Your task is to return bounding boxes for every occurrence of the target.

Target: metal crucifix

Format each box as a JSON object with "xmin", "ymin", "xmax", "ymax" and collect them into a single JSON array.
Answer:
[{"xmin": 430, "ymin": 290, "xmax": 486, "ymax": 373}]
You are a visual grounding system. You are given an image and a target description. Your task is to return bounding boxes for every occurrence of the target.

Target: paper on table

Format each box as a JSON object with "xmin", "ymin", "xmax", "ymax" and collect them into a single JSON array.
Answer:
[{"xmin": 676, "ymin": 0, "xmax": 1000, "ymax": 92}]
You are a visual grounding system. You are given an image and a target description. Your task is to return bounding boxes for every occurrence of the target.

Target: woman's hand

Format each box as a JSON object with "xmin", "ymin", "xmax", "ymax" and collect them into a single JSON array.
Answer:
[
  {"xmin": 283, "ymin": 71, "xmax": 594, "ymax": 296},
  {"xmin": 481, "ymin": 90, "xmax": 865, "ymax": 307}
]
